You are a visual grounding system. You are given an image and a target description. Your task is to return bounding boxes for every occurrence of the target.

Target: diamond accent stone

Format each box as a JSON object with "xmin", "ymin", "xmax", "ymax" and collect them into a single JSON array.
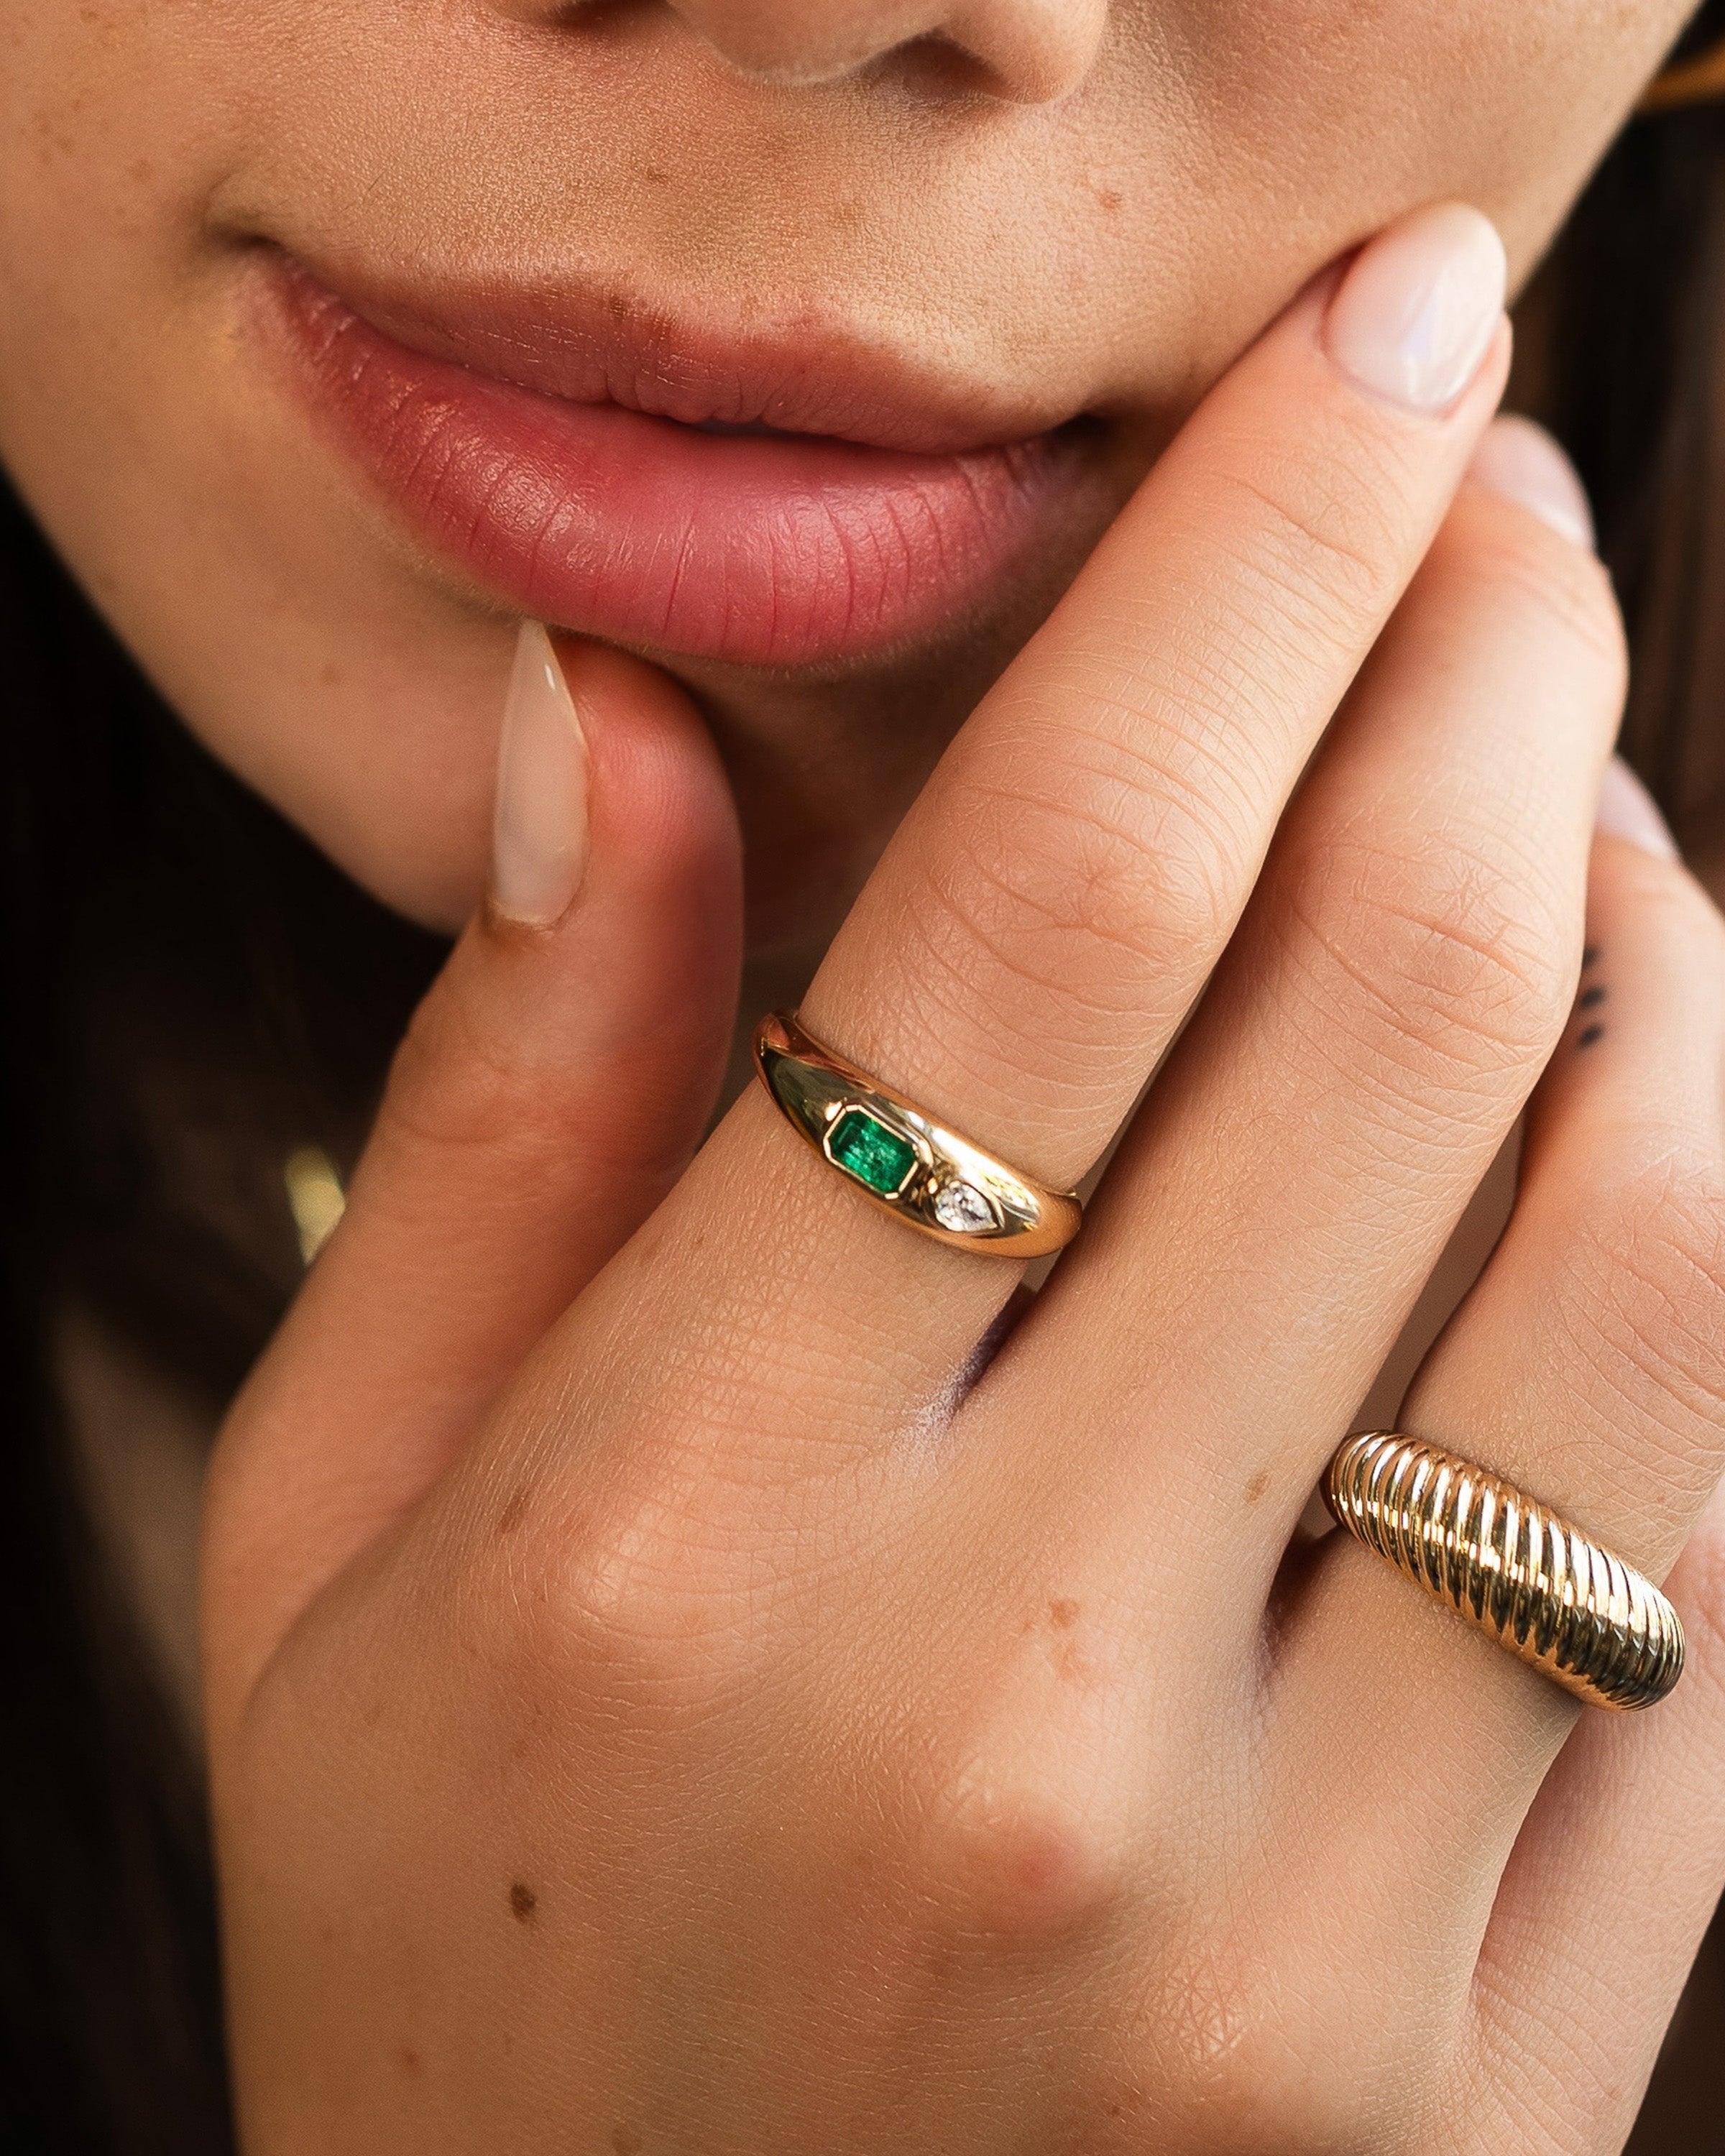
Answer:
[{"xmin": 932, "ymin": 1179, "xmax": 998, "ymax": 1235}]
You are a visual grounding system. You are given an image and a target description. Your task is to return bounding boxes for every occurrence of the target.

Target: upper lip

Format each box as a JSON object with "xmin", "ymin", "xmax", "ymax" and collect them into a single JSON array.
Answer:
[{"xmin": 267, "ymin": 246, "xmax": 1076, "ymax": 458}]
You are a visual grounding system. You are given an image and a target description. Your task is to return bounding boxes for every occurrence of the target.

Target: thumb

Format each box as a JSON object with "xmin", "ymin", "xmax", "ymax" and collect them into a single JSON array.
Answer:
[{"xmin": 205, "ymin": 625, "xmax": 741, "ymax": 1710}]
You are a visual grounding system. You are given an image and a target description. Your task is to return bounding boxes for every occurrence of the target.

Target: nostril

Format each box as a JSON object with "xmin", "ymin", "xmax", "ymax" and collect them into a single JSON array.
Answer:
[
  {"xmin": 665, "ymin": 1, "xmax": 945, "ymax": 90},
  {"xmin": 512, "ymin": 0, "xmax": 1110, "ymax": 105},
  {"xmin": 486, "ymin": 0, "xmax": 1107, "ymax": 104}
]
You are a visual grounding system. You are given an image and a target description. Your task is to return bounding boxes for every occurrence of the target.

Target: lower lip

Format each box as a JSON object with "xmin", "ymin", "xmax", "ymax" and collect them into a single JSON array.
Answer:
[{"xmin": 260, "ymin": 263, "xmax": 1082, "ymax": 670}]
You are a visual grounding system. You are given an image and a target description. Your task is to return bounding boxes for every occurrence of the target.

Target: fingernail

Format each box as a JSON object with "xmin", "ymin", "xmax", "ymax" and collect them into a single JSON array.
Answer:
[
  {"xmin": 1324, "ymin": 203, "xmax": 1507, "ymax": 413},
  {"xmin": 1596, "ymin": 755, "xmax": 1678, "ymax": 860},
  {"xmin": 1467, "ymin": 417, "xmax": 1595, "ymax": 549},
  {"xmin": 492, "ymin": 621, "xmax": 589, "ymax": 926}
]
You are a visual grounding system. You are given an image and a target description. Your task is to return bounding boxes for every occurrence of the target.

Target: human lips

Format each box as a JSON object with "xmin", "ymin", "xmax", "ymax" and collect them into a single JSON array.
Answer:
[{"xmin": 258, "ymin": 254, "xmax": 1094, "ymax": 670}]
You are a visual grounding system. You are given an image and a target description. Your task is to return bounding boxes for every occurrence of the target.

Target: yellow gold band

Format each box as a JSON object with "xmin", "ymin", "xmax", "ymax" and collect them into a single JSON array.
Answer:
[
  {"xmin": 1325, "ymin": 1432, "xmax": 1684, "ymax": 1711},
  {"xmin": 754, "ymin": 1011, "xmax": 1082, "ymax": 1258}
]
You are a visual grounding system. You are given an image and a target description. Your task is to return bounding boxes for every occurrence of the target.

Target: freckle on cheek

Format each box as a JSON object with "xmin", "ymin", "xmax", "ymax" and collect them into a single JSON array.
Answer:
[{"xmin": 508, "ymin": 1881, "xmax": 537, "ymax": 1922}]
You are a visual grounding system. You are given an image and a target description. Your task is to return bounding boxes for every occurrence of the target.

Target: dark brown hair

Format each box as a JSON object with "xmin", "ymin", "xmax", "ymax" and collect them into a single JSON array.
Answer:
[
  {"xmin": 0, "ymin": 491, "xmax": 441, "ymax": 2146},
  {"xmin": 1531, "ymin": 3, "xmax": 1725, "ymax": 855},
  {"xmin": 4, "ymin": 27, "xmax": 1725, "ymax": 2142}
]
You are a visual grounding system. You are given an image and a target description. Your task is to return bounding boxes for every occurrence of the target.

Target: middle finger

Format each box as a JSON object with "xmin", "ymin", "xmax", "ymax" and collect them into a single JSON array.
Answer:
[{"xmin": 974, "ymin": 438, "xmax": 1622, "ymax": 1619}]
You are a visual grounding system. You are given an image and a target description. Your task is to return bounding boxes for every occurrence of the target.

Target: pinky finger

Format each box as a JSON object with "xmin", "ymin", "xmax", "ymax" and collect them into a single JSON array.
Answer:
[{"xmin": 1464, "ymin": 1473, "xmax": 1725, "ymax": 2156}]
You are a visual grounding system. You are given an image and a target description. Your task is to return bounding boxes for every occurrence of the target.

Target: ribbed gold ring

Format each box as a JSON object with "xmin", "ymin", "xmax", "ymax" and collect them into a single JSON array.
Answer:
[
  {"xmin": 754, "ymin": 1011, "xmax": 1082, "ymax": 1258},
  {"xmin": 1325, "ymin": 1432, "xmax": 1684, "ymax": 1711}
]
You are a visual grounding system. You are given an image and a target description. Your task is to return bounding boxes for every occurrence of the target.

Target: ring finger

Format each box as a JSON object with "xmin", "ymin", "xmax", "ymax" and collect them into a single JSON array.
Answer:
[{"xmin": 1279, "ymin": 785, "xmax": 1725, "ymax": 1842}]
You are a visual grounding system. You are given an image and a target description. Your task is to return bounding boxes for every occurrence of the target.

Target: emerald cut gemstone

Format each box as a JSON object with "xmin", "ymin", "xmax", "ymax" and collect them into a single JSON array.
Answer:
[{"xmin": 826, "ymin": 1106, "xmax": 919, "ymax": 1198}]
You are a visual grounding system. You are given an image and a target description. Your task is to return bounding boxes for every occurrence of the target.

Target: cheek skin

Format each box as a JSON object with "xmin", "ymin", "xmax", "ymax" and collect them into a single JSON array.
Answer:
[
  {"xmin": 0, "ymin": 9, "xmax": 515, "ymax": 930},
  {"xmin": 0, "ymin": 0, "xmax": 1695, "ymax": 939},
  {"xmin": 1166, "ymin": 0, "xmax": 1678, "ymax": 283}
]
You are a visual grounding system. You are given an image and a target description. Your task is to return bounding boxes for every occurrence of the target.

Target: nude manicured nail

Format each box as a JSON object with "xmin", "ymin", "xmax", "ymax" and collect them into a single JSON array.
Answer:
[
  {"xmin": 1467, "ymin": 416, "xmax": 1596, "ymax": 549},
  {"xmin": 492, "ymin": 620, "xmax": 589, "ymax": 926},
  {"xmin": 1324, "ymin": 203, "xmax": 1507, "ymax": 413},
  {"xmin": 1596, "ymin": 755, "xmax": 1679, "ymax": 861}
]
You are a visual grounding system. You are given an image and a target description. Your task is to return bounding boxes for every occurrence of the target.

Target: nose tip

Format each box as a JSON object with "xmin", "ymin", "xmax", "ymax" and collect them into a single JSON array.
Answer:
[
  {"xmin": 658, "ymin": 0, "xmax": 1106, "ymax": 103},
  {"xmin": 952, "ymin": 0, "xmax": 1108, "ymax": 103}
]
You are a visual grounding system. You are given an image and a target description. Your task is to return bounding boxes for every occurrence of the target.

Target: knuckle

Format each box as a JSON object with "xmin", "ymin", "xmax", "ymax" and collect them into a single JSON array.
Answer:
[
  {"xmin": 377, "ymin": 978, "xmax": 563, "ymax": 1172},
  {"xmin": 902, "ymin": 1618, "xmax": 1145, "ymax": 1948},
  {"xmin": 1284, "ymin": 829, "xmax": 1575, "ymax": 1101},
  {"xmin": 896, "ymin": 752, "xmax": 1244, "ymax": 1046},
  {"xmin": 479, "ymin": 1461, "xmax": 768, "ymax": 1736},
  {"xmin": 1201, "ymin": 422, "xmax": 1412, "ymax": 659},
  {"xmin": 1132, "ymin": 1924, "xmax": 1422, "ymax": 2156},
  {"xmin": 910, "ymin": 1738, "xmax": 1137, "ymax": 1948}
]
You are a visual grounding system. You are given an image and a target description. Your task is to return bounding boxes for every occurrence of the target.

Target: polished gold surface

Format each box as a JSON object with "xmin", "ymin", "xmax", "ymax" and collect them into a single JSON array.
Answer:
[
  {"xmin": 754, "ymin": 1010, "xmax": 1082, "ymax": 1258},
  {"xmin": 1325, "ymin": 1432, "xmax": 1684, "ymax": 1711}
]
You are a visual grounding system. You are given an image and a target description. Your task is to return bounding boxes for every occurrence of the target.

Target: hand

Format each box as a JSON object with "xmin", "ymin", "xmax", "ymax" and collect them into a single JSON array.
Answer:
[{"xmin": 204, "ymin": 203, "xmax": 1725, "ymax": 2155}]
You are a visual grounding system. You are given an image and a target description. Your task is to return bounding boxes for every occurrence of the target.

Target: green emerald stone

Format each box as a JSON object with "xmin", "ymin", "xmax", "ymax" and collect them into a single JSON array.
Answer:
[{"xmin": 827, "ymin": 1106, "xmax": 919, "ymax": 1198}]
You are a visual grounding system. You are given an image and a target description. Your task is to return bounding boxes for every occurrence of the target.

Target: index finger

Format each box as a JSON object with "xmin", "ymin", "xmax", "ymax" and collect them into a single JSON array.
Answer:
[
  {"xmin": 801, "ymin": 201, "xmax": 1512, "ymax": 1191},
  {"xmin": 502, "ymin": 206, "xmax": 1515, "ymax": 1487}
]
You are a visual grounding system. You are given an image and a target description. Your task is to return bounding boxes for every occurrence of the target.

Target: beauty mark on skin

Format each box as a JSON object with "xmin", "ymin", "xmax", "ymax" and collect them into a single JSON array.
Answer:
[{"xmin": 495, "ymin": 1486, "xmax": 533, "ymax": 1539}]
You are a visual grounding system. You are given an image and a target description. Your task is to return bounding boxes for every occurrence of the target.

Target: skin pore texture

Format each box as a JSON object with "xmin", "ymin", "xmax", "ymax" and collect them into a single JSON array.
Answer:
[
  {"xmin": 17, "ymin": 6, "xmax": 1725, "ymax": 2155},
  {"xmin": 0, "ymin": 0, "xmax": 1697, "ymax": 964}
]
